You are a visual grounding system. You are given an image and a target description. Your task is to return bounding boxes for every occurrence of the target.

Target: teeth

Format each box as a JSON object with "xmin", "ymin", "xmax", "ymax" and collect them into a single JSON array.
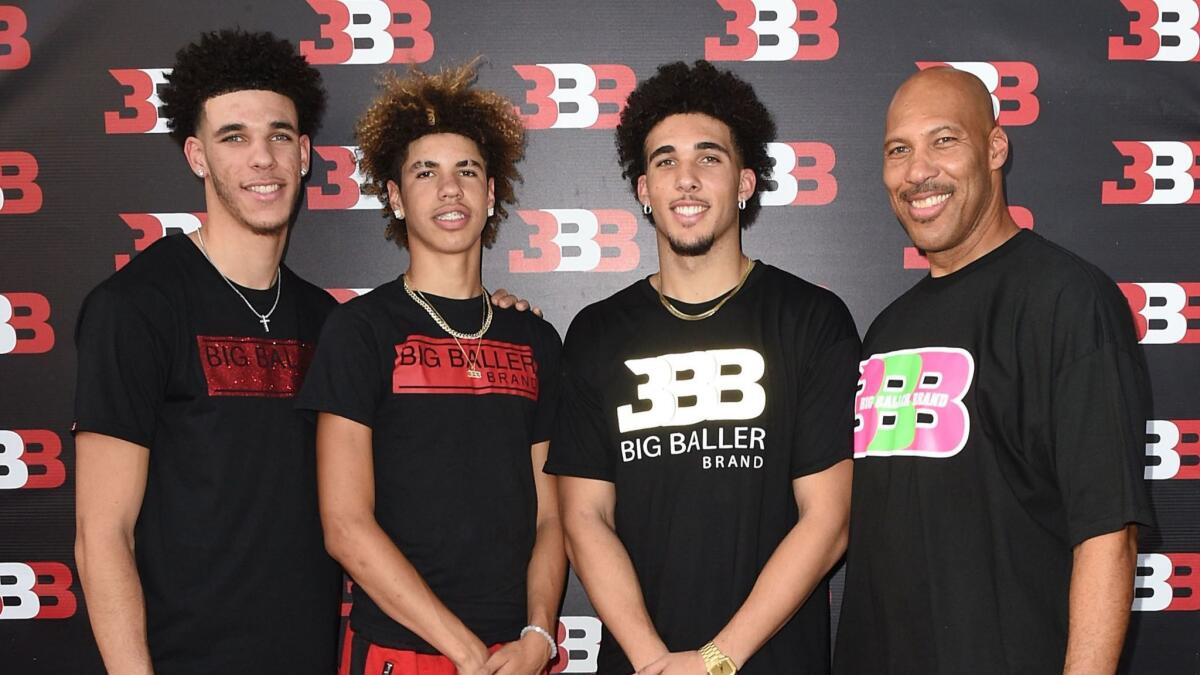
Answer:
[
  {"xmin": 911, "ymin": 193, "xmax": 950, "ymax": 209},
  {"xmin": 435, "ymin": 211, "xmax": 466, "ymax": 221},
  {"xmin": 673, "ymin": 205, "xmax": 706, "ymax": 216},
  {"xmin": 246, "ymin": 184, "xmax": 281, "ymax": 194}
]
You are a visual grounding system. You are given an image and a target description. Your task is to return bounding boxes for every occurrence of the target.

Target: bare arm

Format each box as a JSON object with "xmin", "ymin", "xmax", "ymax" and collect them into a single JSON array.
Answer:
[
  {"xmin": 1062, "ymin": 525, "xmax": 1138, "ymax": 675},
  {"xmin": 74, "ymin": 431, "xmax": 154, "ymax": 675},
  {"xmin": 317, "ymin": 412, "xmax": 489, "ymax": 674},
  {"xmin": 640, "ymin": 459, "xmax": 853, "ymax": 674},
  {"xmin": 559, "ymin": 476, "xmax": 669, "ymax": 670}
]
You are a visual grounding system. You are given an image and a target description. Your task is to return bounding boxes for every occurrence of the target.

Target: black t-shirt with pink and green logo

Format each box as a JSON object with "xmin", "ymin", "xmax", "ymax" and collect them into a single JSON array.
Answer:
[{"xmin": 834, "ymin": 231, "xmax": 1155, "ymax": 674}]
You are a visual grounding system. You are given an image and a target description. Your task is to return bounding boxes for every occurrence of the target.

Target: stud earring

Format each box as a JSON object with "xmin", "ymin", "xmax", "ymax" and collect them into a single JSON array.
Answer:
[
  {"xmin": 196, "ymin": 169, "xmax": 205, "ymax": 178},
  {"xmin": 487, "ymin": 206, "xmax": 495, "ymax": 217},
  {"xmin": 393, "ymin": 209, "xmax": 404, "ymax": 220}
]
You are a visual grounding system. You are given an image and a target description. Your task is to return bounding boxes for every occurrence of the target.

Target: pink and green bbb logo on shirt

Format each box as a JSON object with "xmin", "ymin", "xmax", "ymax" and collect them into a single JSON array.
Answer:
[{"xmin": 854, "ymin": 347, "xmax": 974, "ymax": 458}]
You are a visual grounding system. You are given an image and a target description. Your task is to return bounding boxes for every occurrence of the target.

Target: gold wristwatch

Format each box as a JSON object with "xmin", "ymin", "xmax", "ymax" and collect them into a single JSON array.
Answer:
[{"xmin": 699, "ymin": 641, "xmax": 737, "ymax": 675}]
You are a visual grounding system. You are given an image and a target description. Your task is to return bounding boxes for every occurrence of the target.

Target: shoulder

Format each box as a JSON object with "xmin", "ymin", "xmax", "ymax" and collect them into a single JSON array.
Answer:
[
  {"xmin": 566, "ymin": 278, "xmax": 650, "ymax": 333},
  {"xmin": 755, "ymin": 263, "xmax": 858, "ymax": 335},
  {"xmin": 1015, "ymin": 233, "xmax": 1130, "ymax": 323},
  {"xmin": 82, "ymin": 236, "xmax": 190, "ymax": 317},
  {"xmin": 282, "ymin": 266, "xmax": 338, "ymax": 318}
]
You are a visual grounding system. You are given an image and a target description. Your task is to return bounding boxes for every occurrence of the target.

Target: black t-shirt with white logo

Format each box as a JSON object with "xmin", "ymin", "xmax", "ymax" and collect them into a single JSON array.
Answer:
[
  {"xmin": 833, "ymin": 231, "xmax": 1155, "ymax": 674},
  {"xmin": 295, "ymin": 277, "xmax": 561, "ymax": 652},
  {"xmin": 73, "ymin": 234, "xmax": 342, "ymax": 675},
  {"xmin": 546, "ymin": 262, "xmax": 860, "ymax": 674}
]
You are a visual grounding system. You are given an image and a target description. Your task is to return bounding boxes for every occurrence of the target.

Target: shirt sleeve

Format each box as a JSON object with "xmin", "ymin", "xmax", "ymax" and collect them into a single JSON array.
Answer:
[
  {"xmin": 72, "ymin": 284, "xmax": 170, "ymax": 448},
  {"xmin": 791, "ymin": 298, "xmax": 861, "ymax": 479},
  {"xmin": 531, "ymin": 320, "xmax": 563, "ymax": 444},
  {"xmin": 545, "ymin": 311, "xmax": 614, "ymax": 481},
  {"xmin": 295, "ymin": 304, "xmax": 383, "ymax": 428}
]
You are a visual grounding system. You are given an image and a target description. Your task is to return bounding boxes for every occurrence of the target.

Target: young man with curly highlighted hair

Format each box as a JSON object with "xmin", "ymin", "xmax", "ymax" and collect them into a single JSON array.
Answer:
[
  {"xmin": 73, "ymin": 30, "xmax": 342, "ymax": 674},
  {"xmin": 296, "ymin": 62, "xmax": 565, "ymax": 675},
  {"xmin": 546, "ymin": 61, "xmax": 859, "ymax": 674}
]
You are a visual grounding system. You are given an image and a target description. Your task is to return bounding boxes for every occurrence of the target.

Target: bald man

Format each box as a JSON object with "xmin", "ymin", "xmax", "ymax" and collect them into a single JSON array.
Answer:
[{"xmin": 833, "ymin": 68, "xmax": 1154, "ymax": 675}]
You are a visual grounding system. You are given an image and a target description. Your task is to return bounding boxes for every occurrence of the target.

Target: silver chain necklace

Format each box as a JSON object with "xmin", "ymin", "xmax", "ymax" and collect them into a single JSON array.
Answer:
[{"xmin": 195, "ymin": 229, "xmax": 282, "ymax": 333}]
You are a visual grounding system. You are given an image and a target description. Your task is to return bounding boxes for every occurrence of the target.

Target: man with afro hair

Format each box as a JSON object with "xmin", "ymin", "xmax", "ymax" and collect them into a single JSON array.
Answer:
[
  {"xmin": 296, "ymin": 62, "xmax": 565, "ymax": 675},
  {"xmin": 74, "ymin": 29, "xmax": 341, "ymax": 674},
  {"xmin": 546, "ymin": 60, "xmax": 859, "ymax": 674}
]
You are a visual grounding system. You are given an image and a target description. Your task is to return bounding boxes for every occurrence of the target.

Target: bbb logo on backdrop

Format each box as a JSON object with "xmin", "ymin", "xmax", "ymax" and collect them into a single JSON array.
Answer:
[
  {"xmin": 705, "ymin": 0, "xmax": 838, "ymax": 61},
  {"xmin": 113, "ymin": 213, "xmax": 205, "ymax": 270},
  {"xmin": 0, "ymin": 150, "xmax": 42, "ymax": 214},
  {"xmin": 301, "ymin": 0, "xmax": 433, "ymax": 65},
  {"xmin": 1146, "ymin": 420, "xmax": 1200, "ymax": 480},
  {"xmin": 1102, "ymin": 141, "xmax": 1200, "ymax": 205},
  {"xmin": 0, "ymin": 562, "xmax": 76, "ymax": 619},
  {"xmin": 1110, "ymin": 0, "xmax": 1200, "ymax": 61},
  {"xmin": 1119, "ymin": 282, "xmax": 1200, "ymax": 344},
  {"xmin": 508, "ymin": 209, "xmax": 639, "ymax": 273},
  {"xmin": 513, "ymin": 64, "xmax": 635, "ymax": 130},
  {"xmin": 903, "ymin": 207, "xmax": 1033, "ymax": 270},
  {"xmin": 0, "ymin": 292, "xmax": 54, "ymax": 355},
  {"xmin": 0, "ymin": 5, "xmax": 31, "ymax": 70},
  {"xmin": 915, "ymin": 62, "xmax": 1040, "ymax": 126},
  {"xmin": 0, "ymin": 430, "xmax": 64, "ymax": 490},
  {"xmin": 104, "ymin": 68, "xmax": 171, "ymax": 134},
  {"xmin": 307, "ymin": 146, "xmax": 375, "ymax": 211},
  {"xmin": 327, "ymin": 288, "xmax": 374, "ymax": 304},
  {"xmin": 1134, "ymin": 553, "xmax": 1199, "ymax": 611},
  {"xmin": 761, "ymin": 142, "xmax": 837, "ymax": 207}
]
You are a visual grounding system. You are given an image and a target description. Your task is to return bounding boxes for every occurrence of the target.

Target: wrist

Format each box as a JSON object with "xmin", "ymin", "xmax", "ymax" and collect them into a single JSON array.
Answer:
[
  {"xmin": 520, "ymin": 623, "xmax": 558, "ymax": 662},
  {"xmin": 699, "ymin": 640, "xmax": 738, "ymax": 675},
  {"xmin": 444, "ymin": 632, "xmax": 488, "ymax": 668}
]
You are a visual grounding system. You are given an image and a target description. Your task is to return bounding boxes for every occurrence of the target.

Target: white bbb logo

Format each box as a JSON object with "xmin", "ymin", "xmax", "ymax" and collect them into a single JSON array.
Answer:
[{"xmin": 617, "ymin": 349, "xmax": 766, "ymax": 432}]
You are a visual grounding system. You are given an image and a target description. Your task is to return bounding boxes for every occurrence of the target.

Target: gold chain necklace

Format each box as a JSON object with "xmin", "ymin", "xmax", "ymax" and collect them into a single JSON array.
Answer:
[
  {"xmin": 403, "ymin": 274, "xmax": 492, "ymax": 379},
  {"xmin": 657, "ymin": 258, "xmax": 755, "ymax": 321}
]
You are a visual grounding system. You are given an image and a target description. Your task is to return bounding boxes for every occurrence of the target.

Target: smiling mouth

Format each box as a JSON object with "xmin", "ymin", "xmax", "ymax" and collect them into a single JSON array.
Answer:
[
  {"xmin": 434, "ymin": 210, "xmax": 467, "ymax": 222},
  {"xmin": 672, "ymin": 204, "xmax": 708, "ymax": 216},
  {"xmin": 910, "ymin": 193, "xmax": 950, "ymax": 209},
  {"xmin": 246, "ymin": 184, "xmax": 282, "ymax": 194}
]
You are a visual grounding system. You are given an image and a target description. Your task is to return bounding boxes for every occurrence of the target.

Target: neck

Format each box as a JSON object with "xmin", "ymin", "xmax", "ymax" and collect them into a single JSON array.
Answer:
[
  {"xmin": 652, "ymin": 233, "xmax": 747, "ymax": 302},
  {"xmin": 927, "ymin": 196, "xmax": 1020, "ymax": 278},
  {"xmin": 191, "ymin": 218, "xmax": 286, "ymax": 289},
  {"xmin": 405, "ymin": 247, "xmax": 483, "ymax": 299}
]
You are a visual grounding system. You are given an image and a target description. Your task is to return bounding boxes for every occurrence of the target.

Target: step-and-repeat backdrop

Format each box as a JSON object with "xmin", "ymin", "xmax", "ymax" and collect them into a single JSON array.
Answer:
[{"xmin": 1, "ymin": 1, "xmax": 1197, "ymax": 672}]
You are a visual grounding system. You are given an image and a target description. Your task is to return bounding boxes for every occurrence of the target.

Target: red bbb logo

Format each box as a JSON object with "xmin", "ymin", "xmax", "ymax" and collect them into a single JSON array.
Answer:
[
  {"xmin": 509, "ymin": 209, "xmax": 639, "ymax": 273},
  {"xmin": 0, "ymin": 5, "xmax": 31, "ymax": 70},
  {"xmin": 1134, "ymin": 553, "xmax": 1200, "ymax": 611},
  {"xmin": 513, "ymin": 64, "xmax": 635, "ymax": 130},
  {"xmin": 1110, "ymin": 0, "xmax": 1200, "ymax": 61},
  {"xmin": 761, "ymin": 142, "xmax": 837, "ymax": 207},
  {"xmin": 903, "ymin": 206, "xmax": 1033, "ymax": 270},
  {"xmin": 1146, "ymin": 420, "xmax": 1200, "ymax": 480},
  {"xmin": 0, "ymin": 430, "xmax": 65, "ymax": 490},
  {"xmin": 1119, "ymin": 282, "xmax": 1200, "ymax": 344},
  {"xmin": 0, "ymin": 562, "xmax": 76, "ymax": 619},
  {"xmin": 104, "ymin": 68, "xmax": 171, "ymax": 134},
  {"xmin": 915, "ymin": 61, "xmax": 1039, "ymax": 126},
  {"xmin": 301, "ymin": 0, "xmax": 433, "ymax": 65},
  {"xmin": 326, "ymin": 288, "xmax": 373, "ymax": 304},
  {"xmin": 549, "ymin": 616, "xmax": 602, "ymax": 674},
  {"xmin": 705, "ymin": 0, "xmax": 838, "ymax": 61},
  {"xmin": 0, "ymin": 150, "xmax": 42, "ymax": 215},
  {"xmin": 307, "ymin": 146, "xmax": 375, "ymax": 211},
  {"xmin": 1102, "ymin": 141, "xmax": 1200, "ymax": 205},
  {"xmin": 114, "ymin": 213, "xmax": 206, "ymax": 270},
  {"xmin": 0, "ymin": 292, "xmax": 53, "ymax": 354}
]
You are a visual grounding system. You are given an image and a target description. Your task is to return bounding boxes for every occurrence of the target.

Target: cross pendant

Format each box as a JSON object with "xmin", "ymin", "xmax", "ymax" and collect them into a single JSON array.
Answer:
[{"xmin": 259, "ymin": 316, "xmax": 271, "ymax": 332}]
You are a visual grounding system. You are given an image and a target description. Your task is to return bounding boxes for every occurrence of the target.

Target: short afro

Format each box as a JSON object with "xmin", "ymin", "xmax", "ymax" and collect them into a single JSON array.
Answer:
[
  {"xmin": 616, "ymin": 60, "xmax": 776, "ymax": 229},
  {"xmin": 355, "ymin": 61, "xmax": 525, "ymax": 249},
  {"xmin": 159, "ymin": 29, "xmax": 326, "ymax": 146}
]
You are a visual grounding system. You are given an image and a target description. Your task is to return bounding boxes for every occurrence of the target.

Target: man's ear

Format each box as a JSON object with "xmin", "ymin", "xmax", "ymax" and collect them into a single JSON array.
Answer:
[
  {"xmin": 386, "ymin": 180, "xmax": 405, "ymax": 218},
  {"xmin": 184, "ymin": 136, "xmax": 207, "ymax": 178}
]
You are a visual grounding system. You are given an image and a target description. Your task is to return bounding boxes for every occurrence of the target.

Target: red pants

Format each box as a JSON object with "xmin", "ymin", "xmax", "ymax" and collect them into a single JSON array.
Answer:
[{"xmin": 350, "ymin": 635, "xmax": 550, "ymax": 675}]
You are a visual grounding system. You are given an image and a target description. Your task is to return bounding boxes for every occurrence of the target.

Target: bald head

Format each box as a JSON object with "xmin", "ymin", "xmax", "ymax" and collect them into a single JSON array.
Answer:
[{"xmin": 887, "ymin": 68, "xmax": 996, "ymax": 139}]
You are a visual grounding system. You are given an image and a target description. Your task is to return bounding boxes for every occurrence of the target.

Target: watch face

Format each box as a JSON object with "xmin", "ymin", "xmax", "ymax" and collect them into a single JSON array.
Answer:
[{"xmin": 712, "ymin": 661, "xmax": 736, "ymax": 675}]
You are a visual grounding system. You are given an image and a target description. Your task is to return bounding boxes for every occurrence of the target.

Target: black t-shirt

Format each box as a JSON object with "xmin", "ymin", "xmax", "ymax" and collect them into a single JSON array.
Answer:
[
  {"xmin": 833, "ymin": 231, "xmax": 1155, "ymax": 674},
  {"xmin": 73, "ymin": 234, "xmax": 342, "ymax": 675},
  {"xmin": 295, "ymin": 277, "xmax": 561, "ymax": 652},
  {"xmin": 546, "ymin": 262, "xmax": 860, "ymax": 674}
]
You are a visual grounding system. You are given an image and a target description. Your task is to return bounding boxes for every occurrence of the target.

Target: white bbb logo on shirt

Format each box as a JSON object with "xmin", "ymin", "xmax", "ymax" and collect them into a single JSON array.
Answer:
[{"xmin": 617, "ymin": 349, "xmax": 766, "ymax": 433}]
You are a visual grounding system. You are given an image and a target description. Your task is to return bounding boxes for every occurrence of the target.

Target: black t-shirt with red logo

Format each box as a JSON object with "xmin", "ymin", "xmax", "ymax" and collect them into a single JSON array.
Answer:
[
  {"xmin": 73, "ymin": 234, "xmax": 342, "ymax": 675},
  {"xmin": 295, "ymin": 276, "xmax": 561, "ymax": 652},
  {"xmin": 545, "ymin": 262, "xmax": 860, "ymax": 674},
  {"xmin": 833, "ymin": 231, "xmax": 1155, "ymax": 674}
]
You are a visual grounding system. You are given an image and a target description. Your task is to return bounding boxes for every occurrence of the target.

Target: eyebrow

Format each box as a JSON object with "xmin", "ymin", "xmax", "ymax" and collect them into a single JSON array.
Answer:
[
  {"xmin": 213, "ymin": 120, "xmax": 298, "ymax": 136},
  {"xmin": 883, "ymin": 125, "xmax": 961, "ymax": 147},
  {"xmin": 647, "ymin": 141, "xmax": 732, "ymax": 163},
  {"xmin": 407, "ymin": 158, "xmax": 484, "ymax": 170}
]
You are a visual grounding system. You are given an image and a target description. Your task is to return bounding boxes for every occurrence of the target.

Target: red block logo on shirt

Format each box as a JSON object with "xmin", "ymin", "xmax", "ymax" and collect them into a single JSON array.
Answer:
[
  {"xmin": 1119, "ymin": 283, "xmax": 1200, "ymax": 344},
  {"xmin": 103, "ymin": 68, "xmax": 171, "ymax": 134},
  {"xmin": 1134, "ymin": 553, "xmax": 1200, "ymax": 611},
  {"xmin": 704, "ymin": 0, "xmax": 838, "ymax": 61},
  {"xmin": 915, "ymin": 61, "xmax": 1039, "ymax": 126},
  {"xmin": 0, "ymin": 151, "xmax": 42, "ymax": 215},
  {"xmin": 903, "ymin": 206, "xmax": 1033, "ymax": 270},
  {"xmin": 301, "ymin": 0, "xmax": 433, "ymax": 65},
  {"xmin": 114, "ymin": 212, "xmax": 206, "ymax": 270},
  {"xmin": 1146, "ymin": 420, "xmax": 1200, "ymax": 480},
  {"xmin": 1110, "ymin": 0, "xmax": 1200, "ymax": 61},
  {"xmin": 513, "ymin": 64, "xmax": 635, "ymax": 130},
  {"xmin": 197, "ymin": 337, "xmax": 315, "ymax": 397},
  {"xmin": 0, "ymin": 292, "xmax": 54, "ymax": 354},
  {"xmin": 509, "ymin": 209, "xmax": 639, "ymax": 273},
  {"xmin": 0, "ymin": 562, "xmax": 77, "ymax": 619},
  {"xmin": 761, "ymin": 142, "xmax": 837, "ymax": 207},
  {"xmin": 0, "ymin": 430, "xmax": 65, "ymax": 490},
  {"xmin": 1102, "ymin": 141, "xmax": 1200, "ymax": 205},
  {"xmin": 0, "ymin": 6, "xmax": 31, "ymax": 70},
  {"xmin": 307, "ymin": 146, "xmax": 375, "ymax": 210},
  {"xmin": 393, "ymin": 337, "xmax": 539, "ymax": 400}
]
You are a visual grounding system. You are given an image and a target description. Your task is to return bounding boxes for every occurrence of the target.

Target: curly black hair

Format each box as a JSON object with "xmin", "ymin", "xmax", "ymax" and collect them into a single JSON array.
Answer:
[
  {"xmin": 616, "ymin": 60, "xmax": 776, "ymax": 229},
  {"xmin": 159, "ymin": 29, "xmax": 326, "ymax": 146},
  {"xmin": 355, "ymin": 61, "xmax": 525, "ymax": 249}
]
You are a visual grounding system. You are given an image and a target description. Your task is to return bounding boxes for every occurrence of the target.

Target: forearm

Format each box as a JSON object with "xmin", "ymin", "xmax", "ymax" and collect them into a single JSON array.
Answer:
[
  {"xmin": 76, "ymin": 529, "xmax": 153, "ymax": 675},
  {"xmin": 526, "ymin": 515, "xmax": 567, "ymax": 633},
  {"xmin": 1063, "ymin": 525, "xmax": 1138, "ymax": 675},
  {"xmin": 565, "ymin": 514, "xmax": 666, "ymax": 669},
  {"xmin": 326, "ymin": 516, "xmax": 485, "ymax": 665}
]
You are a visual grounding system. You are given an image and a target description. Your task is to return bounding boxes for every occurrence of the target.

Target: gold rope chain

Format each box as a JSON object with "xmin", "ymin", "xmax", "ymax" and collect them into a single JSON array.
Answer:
[
  {"xmin": 402, "ymin": 274, "xmax": 493, "ymax": 340},
  {"xmin": 657, "ymin": 258, "xmax": 756, "ymax": 321}
]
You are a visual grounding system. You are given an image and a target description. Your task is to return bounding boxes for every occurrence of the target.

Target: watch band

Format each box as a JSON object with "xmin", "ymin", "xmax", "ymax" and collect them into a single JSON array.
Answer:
[{"xmin": 699, "ymin": 641, "xmax": 737, "ymax": 675}]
